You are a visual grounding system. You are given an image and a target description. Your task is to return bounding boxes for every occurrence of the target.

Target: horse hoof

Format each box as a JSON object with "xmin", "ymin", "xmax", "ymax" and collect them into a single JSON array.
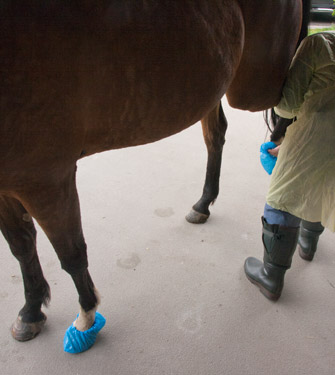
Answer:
[
  {"xmin": 185, "ymin": 209, "xmax": 209, "ymax": 224},
  {"xmin": 11, "ymin": 313, "xmax": 47, "ymax": 342}
]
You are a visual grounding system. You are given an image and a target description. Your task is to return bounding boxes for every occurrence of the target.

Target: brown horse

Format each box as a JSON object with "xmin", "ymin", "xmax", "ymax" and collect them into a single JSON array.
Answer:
[{"xmin": 0, "ymin": 1, "xmax": 302, "ymax": 346}]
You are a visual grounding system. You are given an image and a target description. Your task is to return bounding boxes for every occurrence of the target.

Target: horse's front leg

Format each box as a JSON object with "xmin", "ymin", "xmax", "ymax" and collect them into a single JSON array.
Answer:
[
  {"xmin": 19, "ymin": 165, "xmax": 103, "ymax": 351},
  {"xmin": 0, "ymin": 195, "xmax": 50, "ymax": 341},
  {"xmin": 186, "ymin": 101, "xmax": 227, "ymax": 224}
]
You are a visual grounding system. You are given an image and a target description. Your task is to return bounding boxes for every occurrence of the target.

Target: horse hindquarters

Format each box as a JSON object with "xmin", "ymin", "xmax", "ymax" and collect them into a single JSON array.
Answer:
[
  {"xmin": 0, "ymin": 196, "xmax": 50, "ymax": 341},
  {"xmin": 186, "ymin": 102, "xmax": 228, "ymax": 224}
]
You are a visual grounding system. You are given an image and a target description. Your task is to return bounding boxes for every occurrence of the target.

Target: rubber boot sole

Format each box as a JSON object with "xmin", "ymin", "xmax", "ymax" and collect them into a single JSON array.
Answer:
[{"xmin": 245, "ymin": 273, "xmax": 281, "ymax": 301}]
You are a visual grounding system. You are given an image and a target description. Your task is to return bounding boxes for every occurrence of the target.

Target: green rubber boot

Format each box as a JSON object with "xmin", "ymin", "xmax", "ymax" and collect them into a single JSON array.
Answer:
[
  {"xmin": 244, "ymin": 217, "xmax": 299, "ymax": 301},
  {"xmin": 298, "ymin": 220, "xmax": 324, "ymax": 261}
]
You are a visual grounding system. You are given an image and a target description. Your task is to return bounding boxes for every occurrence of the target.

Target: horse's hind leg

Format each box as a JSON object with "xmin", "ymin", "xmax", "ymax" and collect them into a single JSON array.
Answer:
[
  {"xmin": 186, "ymin": 101, "xmax": 227, "ymax": 224},
  {"xmin": 0, "ymin": 195, "xmax": 50, "ymax": 341},
  {"xmin": 20, "ymin": 166, "xmax": 99, "ymax": 333}
]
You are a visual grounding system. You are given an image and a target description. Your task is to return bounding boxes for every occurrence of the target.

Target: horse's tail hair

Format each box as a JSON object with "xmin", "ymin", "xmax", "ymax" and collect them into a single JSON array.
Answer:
[
  {"xmin": 42, "ymin": 280, "xmax": 51, "ymax": 307},
  {"xmin": 263, "ymin": 108, "xmax": 277, "ymax": 133}
]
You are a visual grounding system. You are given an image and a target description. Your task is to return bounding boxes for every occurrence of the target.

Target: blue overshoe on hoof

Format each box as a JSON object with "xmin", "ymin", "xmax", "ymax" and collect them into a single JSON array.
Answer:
[
  {"xmin": 260, "ymin": 142, "xmax": 277, "ymax": 175},
  {"xmin": 63, "ymin": 311, "xmax": 106, "ymax": 354}
]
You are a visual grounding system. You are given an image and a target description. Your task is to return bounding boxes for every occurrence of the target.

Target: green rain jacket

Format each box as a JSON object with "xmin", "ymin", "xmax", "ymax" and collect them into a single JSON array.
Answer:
[{"xmin": 267, "ymin": 32, "xmax": 335, "ymax": 231}]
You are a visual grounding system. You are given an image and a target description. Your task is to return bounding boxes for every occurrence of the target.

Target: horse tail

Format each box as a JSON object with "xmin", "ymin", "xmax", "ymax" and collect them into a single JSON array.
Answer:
[{"xmin": 263, "ymin": 108, "xmax": 279, "ymax": 134}]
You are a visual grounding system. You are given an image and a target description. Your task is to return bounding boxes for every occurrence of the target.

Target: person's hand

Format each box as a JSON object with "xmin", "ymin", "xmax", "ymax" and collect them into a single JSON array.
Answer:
[{"xmin": 268, "ymin": 145, "xmax": 281, "ymax": 157}]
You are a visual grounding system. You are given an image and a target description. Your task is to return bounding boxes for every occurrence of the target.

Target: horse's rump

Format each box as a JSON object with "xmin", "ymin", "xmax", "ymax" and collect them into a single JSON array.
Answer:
[{"xmin": 227, "ymin": 0, "xmax": 302, "ymax": 111}]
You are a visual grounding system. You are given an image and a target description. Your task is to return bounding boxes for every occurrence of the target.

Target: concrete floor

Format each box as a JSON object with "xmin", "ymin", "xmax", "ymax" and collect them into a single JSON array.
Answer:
[{"xmin": 0, "ymin": 98, "xmax": 334, "ymax": 375}]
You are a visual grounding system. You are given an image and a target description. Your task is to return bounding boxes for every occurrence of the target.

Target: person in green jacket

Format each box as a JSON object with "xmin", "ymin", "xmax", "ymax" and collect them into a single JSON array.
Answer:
[{"xmin": 244, "ymin": 32, "xmax": 335, "ymax": 301}]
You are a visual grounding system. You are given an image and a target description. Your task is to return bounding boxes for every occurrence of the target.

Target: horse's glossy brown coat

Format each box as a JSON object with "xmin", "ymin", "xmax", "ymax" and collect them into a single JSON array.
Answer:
[
  {"xmin": 227, "ymin": 0, "xmax": 302, "ymax": 110},
  {"xmin": 0, "ymin": 1, "xmax": 302, "ymax": 342}
]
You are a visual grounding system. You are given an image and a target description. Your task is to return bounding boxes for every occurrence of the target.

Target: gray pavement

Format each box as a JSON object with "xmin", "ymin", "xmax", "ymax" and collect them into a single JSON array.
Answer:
[{"xmin": 0, "ymin": 98, "xmax": 334, "ymax": 375}]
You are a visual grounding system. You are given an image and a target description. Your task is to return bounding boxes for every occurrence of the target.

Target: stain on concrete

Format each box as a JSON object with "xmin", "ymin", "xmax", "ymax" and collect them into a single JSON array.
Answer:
[
  {"xmin": 117, "ymin": 253, "xmax": 141, "ymax": 269},
  {"xmin": 10, "ymin": 275, "xmax": 22, "ymax": 284},
  {"xmin": 177, "ymin": 308, "xmax": 202, "ymax": 334},
  {"xmin": 0, "ymin": 292, "xmax": 8, "ymax": 299},
  {"xmin": 154, "ymin": 207, "xmax": 174, "ymax": 217}
]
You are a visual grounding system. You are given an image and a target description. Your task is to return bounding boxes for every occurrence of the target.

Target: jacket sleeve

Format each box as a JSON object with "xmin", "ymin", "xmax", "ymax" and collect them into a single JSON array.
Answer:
[{"xmin": 274, "ymin": 37, "xmax": 315, "ymax": 119}]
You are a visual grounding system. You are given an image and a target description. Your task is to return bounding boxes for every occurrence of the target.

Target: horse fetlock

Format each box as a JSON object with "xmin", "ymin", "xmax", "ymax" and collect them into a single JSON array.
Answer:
[
  {"xmin": 22, "ymin": 277, "xmax": 51, "ymax": 309},
  {"xmin": 19, "ymin": 303, "xmax": 47, "ymax": 323},
  {"xmin": 73, "ymin": 287, "xmax": 101, "ymax": 331},
  {"xmin": 74, "ymin": 287, "xmax": 100, "ymax": 331},
  {"xmin": 74, "ymin": 307, "xmax": 97, "ymax": 332}
]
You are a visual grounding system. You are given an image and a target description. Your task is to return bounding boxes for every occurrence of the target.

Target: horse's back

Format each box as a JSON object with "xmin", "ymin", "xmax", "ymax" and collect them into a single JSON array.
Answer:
[{"xmin": 226, "ymin": 0, "xmax": 302, "ymax": 111}]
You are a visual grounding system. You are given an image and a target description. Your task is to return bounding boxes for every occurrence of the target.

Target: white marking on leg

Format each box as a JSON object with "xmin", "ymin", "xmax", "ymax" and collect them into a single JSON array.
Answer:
[
  {"xmin": 74, "ymin": 288, "xmax": 100, "ymax": 331},
  {"xmin": 74, "ymin": 307, "xmax": 96, "ymax": 331}
]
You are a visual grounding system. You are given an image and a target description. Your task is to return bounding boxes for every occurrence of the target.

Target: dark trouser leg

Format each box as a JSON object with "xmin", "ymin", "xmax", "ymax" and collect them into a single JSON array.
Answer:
[{"xmin": 263, "ymin": 203, "xmax": 301, "ymax": 227}]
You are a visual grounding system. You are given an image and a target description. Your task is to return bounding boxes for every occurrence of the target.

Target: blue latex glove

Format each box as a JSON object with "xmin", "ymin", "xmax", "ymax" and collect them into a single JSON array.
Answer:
[
  {"xmin": 63, "ymin": 311, "xmax": 106, "ymax": 354},
  {"xmin": 260, "ymin": 142, "xmax": 278, "ymax": 175}
]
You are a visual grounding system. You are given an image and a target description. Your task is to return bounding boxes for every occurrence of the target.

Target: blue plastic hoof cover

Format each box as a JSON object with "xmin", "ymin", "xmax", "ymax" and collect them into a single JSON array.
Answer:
[
  {"xmin": 63, "ymin": 311, "xmax": 106, "ymax": 354},
  {"xmin": 260, "ymin": 142, "xmax": 278, "ymax": 175}
]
